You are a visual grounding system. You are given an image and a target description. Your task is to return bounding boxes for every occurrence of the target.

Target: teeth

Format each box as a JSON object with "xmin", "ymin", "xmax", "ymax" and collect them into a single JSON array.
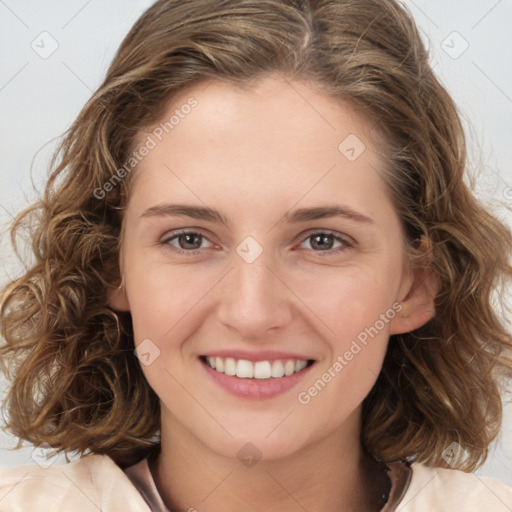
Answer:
[
  {"xmin": 224, "ymin": 357, "xmax": 236, "ymax": 376},
  {"xmin": 271, "ymin": 360, "xmax": 284, "ymax": 378},
  {"xmin": 284, "ymin": 360, "xmax": 295, "ymax": 376},
  {"xmin": 204, "ymin": 357, "xmax": 310, "ymax": 379},
  {"xmin": 236, "ymin": 359, "xmax": 254, "ymax": 378},
  {"xmin": 253, "ymin": 361, "xmax": 272, "ymax": 379}
]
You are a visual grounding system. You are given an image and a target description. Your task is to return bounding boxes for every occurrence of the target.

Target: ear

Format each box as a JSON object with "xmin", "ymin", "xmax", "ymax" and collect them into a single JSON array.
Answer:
[
  {"xmin": 107, "ymin": 275, "xmax": 131, "ymax": 312},
  {"xmin": 389, "ymin": 236, "xmax": 439, "ymax": 335},
  {"xmin": 107, "ymin": 264, "xmax": 130, "ymax": 311},
  {"xmin": 106, "ymin": 226, "xmax": 131, "ymax": 312}
]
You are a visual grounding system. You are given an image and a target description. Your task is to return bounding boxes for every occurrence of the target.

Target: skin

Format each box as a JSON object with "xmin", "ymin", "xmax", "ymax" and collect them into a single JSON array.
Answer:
[{"xmin": 110, "ymin": 74, "xmax": 437, "ymax": 512}]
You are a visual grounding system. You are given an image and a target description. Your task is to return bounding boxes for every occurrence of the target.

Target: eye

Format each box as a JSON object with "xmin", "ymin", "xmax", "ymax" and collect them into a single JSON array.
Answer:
[
  {"xmin": 297, "ymin": 231, "xmax": 354, "ymax": 255},
  {"xmin": 161, "ymin": 230, "xmax": 215, "ymax": 254},
  {"xmin": 160, "ymin": 229, "xmax": 354, "ymax": 257}
]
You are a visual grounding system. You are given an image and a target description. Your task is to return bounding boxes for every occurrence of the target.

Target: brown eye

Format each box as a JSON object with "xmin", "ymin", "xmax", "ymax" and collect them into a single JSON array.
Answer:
[
  {"xmin": 176, "ymin": 232, "xmax": 203, "ymax": 250},
  {"xmin": 162, "ymin": 231, "xmax": 214, "ymax": 254},
  {"xmin": 309, "ymin": 233, "xmax": 335, "ymax": 251},
  {"xmin": 299, "ymin": 231, "xmax": 354, "ymax": 254}
]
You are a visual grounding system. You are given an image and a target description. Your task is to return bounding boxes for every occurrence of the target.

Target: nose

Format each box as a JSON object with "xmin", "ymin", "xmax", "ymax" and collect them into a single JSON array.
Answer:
[{"xmin": 215, "ymin": 248, "xmax": 294, "ymax": 339}]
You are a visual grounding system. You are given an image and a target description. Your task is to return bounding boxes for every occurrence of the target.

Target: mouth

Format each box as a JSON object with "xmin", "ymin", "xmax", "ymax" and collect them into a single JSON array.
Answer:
[
  {"xmin": 199, "ymin": 354, "xmax": 317, "ymax": 400},
  {"xmin": 199, "ymin": 355, "xmax": 316, "ymax": 379}
]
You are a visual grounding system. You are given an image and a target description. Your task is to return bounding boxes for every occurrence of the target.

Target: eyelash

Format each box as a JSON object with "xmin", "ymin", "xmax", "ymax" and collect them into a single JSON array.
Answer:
[{"xmin": 160, "ymin": 229, "xmax": 355, "ymax": 256}]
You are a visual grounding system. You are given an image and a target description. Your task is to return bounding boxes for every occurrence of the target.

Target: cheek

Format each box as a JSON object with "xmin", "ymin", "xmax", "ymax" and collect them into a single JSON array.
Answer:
[
  {"xmin": 122, "ymin": 249, "xmax": 398, "ymax": 441},
  {"xmin": 125, "ymin": 257, "xmax": 211, "ymax": 340},
  {"xmin": 294, "ymin": 265, "xmax": 399, "ymax": 403},
  {"xmin": 126, "ymin": 253, "xmax": 402, "ymax": 347},
  {"xmin": 295, "ymin": 264, "xmax": 401, "ymax": 342},
  {"xmin": 124, "ymin": 261, "xmax": 207, "ymax": 402},
  {"xmin": 296, "ymin": 273, "xmax": 397, "ymax": 420}
]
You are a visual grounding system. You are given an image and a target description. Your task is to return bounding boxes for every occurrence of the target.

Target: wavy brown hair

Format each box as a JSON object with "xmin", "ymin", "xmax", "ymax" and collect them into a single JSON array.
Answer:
[{"xmin": 1, "ymin": 0, "xmax": 511, "ymax": 469}]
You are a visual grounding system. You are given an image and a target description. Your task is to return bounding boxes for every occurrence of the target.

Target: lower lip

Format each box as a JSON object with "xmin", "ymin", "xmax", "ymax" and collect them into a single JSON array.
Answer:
[{"xmin": 200, "ymin": 358, "xmax": 315, "ymax": 400}]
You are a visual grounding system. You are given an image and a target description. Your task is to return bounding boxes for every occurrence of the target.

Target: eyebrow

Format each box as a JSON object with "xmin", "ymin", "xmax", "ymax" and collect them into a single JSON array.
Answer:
[{"xmin": 140, "ymin": 203, "xmax": 373, "ymax": 225}]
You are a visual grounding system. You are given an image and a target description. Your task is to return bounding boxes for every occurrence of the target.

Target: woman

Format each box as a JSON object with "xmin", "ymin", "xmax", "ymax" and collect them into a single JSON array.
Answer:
[{"xmin": 1, "ymin": 1, "xmax": 511, "ymax": 510}]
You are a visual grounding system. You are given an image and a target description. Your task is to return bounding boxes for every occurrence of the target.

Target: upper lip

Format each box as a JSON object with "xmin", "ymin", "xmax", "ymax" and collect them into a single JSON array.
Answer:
[{"xmin": 200, "ymin": 350, "xmax": 315, "ymax": 363}]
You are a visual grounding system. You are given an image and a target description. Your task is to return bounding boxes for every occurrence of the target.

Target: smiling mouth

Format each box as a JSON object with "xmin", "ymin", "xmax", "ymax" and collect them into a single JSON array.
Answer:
[{"xmin": 199, "ymin": 355, "xmax": 315, "ymax": 379}]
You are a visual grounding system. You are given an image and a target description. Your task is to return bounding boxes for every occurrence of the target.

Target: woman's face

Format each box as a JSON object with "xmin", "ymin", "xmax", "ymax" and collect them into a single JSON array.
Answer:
[{"xmin": 111, "ymin": 75, "xmax": 434, "ymax": 461}]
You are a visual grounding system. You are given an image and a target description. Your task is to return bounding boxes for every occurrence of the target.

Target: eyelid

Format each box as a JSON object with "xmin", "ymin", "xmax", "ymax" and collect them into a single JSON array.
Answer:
[
  {"xmin": 160, "ymin": 228, "xmax": 356, "ymax": 256},
  {"xmin": 160, "ymin": 228, "xmax": 210, "ymax": 243},
  {"xmin": 298, "ymin": 228, "xmax": 355, "ymax": 244},
  {"xmin": 160, "ymin": 229, "xmax": 216, "ymax": 253},
  {"xmin": 295, "ymin": 229, "xmax": 355, "ymax": 253}
]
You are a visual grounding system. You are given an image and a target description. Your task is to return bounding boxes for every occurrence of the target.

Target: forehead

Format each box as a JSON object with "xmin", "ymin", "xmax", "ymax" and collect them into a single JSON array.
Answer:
[
  {"xmin": 127, "ymin": 75, "xmax": 394, "ymax": 224},
  {"xmin": 153, "ymin": 75, "xmax": 373, "ymax": 149}
]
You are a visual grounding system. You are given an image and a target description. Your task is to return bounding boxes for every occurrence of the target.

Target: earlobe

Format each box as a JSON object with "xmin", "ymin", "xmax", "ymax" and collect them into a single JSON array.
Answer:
[
  {"xmin": 107, "ymin": 242, "xmax": 130, "ymax": 312},
  {"xmin": 108, "ymin": 281, "xmax": 131, "ymax": 312},
  {"xmin": 389, "ymin": 237, "xmax": 439, "ymax": 335}
]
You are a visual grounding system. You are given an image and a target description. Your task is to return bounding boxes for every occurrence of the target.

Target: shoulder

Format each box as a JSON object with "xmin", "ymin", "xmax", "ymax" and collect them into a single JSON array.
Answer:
[
  {"xmin": 398, "ymin": 462, "xmax": 512, "ymax": 512},
  {"xmin": 0, "ymin": 454, "xmax": 150, "ymax": 512}
]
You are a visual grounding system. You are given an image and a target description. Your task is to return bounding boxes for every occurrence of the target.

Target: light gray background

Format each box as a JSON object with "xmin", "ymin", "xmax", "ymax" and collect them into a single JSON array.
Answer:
[{"xmin": 0, "ymin": 0, "xmax": 511, "ymax": 486}]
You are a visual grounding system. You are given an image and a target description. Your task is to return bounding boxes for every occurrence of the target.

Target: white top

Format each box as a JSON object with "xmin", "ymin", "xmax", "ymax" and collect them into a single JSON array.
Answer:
[{"xmin": 0, "ymin": 453, "xmax": 511, "ymax": 511}]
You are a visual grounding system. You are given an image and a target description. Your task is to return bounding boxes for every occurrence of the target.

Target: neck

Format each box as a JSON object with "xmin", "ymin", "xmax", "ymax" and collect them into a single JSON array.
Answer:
[{"xmin": 152, "ymin": 407, "xmax": 388, "ymax": 512}]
